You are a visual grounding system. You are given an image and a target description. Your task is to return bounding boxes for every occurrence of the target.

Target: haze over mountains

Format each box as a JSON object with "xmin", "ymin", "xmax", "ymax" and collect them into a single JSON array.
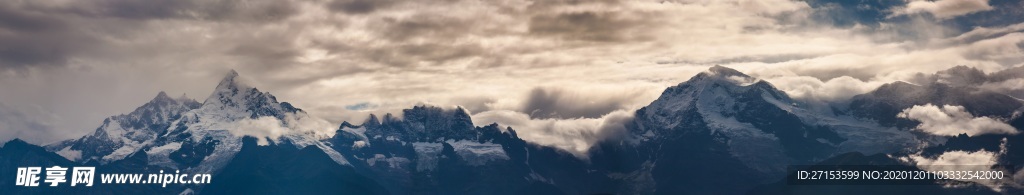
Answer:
[{"xmin": 4, "ymin": 65, "xmax": 1024, "ymax": 194}]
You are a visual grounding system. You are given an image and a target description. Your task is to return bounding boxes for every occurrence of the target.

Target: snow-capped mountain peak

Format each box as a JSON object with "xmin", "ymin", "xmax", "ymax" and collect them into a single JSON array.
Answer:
[
  {"xmin": 639, "ymin": 65, "xmax": 789, "ymax": 131},
  {"xmin": 346, "ymin": 106, "xmax": 479, "ymax": 142},
  {"xmin": 154, "ymin": 91, "xmax": 172, "ymax": 101},
  {"xmin": 145, "ymin": 70, "xmax": 347, "ymax": 173},
  {"xmin": 47, "ymin": 91, "xmax": 201, "ymax": 163},
  {"xmin": 329, "ymin": 105, "xmax": 520, "ymax": 186},
  {"xmin": 49, "ymin": 70, "xmax": 348, "ymax": 176},
  {"xmin": 198, "ymin": 70, "xmax": 300, "ymax": 121},
  {"xmin": 625, "ymin": 65, "xmax": 886, "ymax": 179},
  {"xmin": 707, "ymin": 64, "xmax": 750, "ymax": 77},
  {"xmin": 214, "ymin": 69, "xmax": 240, "ymax": 89}
]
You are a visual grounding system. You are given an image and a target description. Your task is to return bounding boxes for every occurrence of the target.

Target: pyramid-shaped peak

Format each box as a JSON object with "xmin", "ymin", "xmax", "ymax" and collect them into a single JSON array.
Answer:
[
  {"xmin": 706, "ymin": 65, "xmax": 750, "ymax": 78},
  {"xmin": 213, "ymin": 69, "xmax": 244, "ymax": 91},
  {"xmin": 206, "ymin": 69, "xmax": 258, "ymax": 103},
  {"xmin": 676, "ymin": 65, "xmax": 758, "ymax": 87},
  {"xmin": 155, "ymin": 91, "xmax": 171, "ymax": 100},
  {"xmin": 225, "ymin": 69, "xmax": 239, "ymax": 79},
  {"xmin": 199, "ymin": 69, "xmax": 300, "ymax": 120}
]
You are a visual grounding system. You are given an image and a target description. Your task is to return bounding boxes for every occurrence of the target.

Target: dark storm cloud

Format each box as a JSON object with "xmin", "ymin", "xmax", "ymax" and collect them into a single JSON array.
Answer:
[
  {"xmin": 227, "ymin": 33, "xmax": 303, "ymax": 69},
  {"xmin": 194, "ymin": 0, "xmax": 299, "ymax": 22},
  {"xmin": 528, "ymin": 11, "xmax": 655, "ymax": 42},
  {"xmin": 372, "ymin": 14, "xmax": 493, "ymax": 42},
  {"xmin": 0, "ymin": 0, "xmax": 300, "ymax": 74},
  {"xmin": 0, "ymin": 3, "xmax": 102, "ymax": 74},
  {"xmin": 0, "ymin": 4, "xmax": 66, "ymax": 32},
  {"xmin": 522, "ymin": 87, "xmax": 628, "ymax": 119},
  {"xmin": 331, "ymin": 0, "xmax": 658, "ymax": 68},
  {"xmin": 526, "ymin": 0, "xmax": 622, "ymax": 7},
  {"xmin": 96, "ymin": 0, "xmax": 199, "ymax": 19},
  {"xmin": 396, "ymin": 43, "xmax": 487, "ymax": 63},
  {"xmin": 355, "ymin": 14, "xmax": 507, "ymax": 67},
  {"xmin": 344, "ymin": 102, "xmax": 378, "ymax": 110},
  {"xmin": 230, "ymin": 42, "xmax": 300, "ymax": 61},
  {"xmin": 327, "ymin": 0, "xmax": 398, "ymax": 14},
  {"xmin": 72, "ymin": 0, "xmax": 299, "ymax": 22}
]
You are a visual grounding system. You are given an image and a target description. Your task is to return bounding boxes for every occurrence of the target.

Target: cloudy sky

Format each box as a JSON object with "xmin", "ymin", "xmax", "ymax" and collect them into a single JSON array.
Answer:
[{"xmin": 1, "ymin": 0, "xmax": 1023, "ymax": 153}]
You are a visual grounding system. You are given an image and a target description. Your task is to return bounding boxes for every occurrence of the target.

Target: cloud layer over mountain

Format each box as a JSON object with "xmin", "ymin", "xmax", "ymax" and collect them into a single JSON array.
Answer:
[{"xmin": 1, "ymin": 0, "xmax": 1023, "ymax": 153}]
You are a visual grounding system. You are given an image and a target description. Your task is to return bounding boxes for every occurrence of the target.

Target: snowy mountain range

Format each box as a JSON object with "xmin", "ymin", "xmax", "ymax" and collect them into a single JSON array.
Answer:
[{"xmin": 4, "ymin": 65, "xmax": 1024, "ymax": 194}]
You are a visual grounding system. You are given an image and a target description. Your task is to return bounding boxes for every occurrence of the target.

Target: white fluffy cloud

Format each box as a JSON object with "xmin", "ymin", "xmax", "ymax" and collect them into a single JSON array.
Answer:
[
  {"xmin": 902, "ymin": 138, "xmax": 1011, "ymax": 191},
  {"xmin": 227, "ymin": 113, "xmax": 336, "ymax": 146},
  {"xmin": 905, "ymin": 150, "xmax": 1003, "ymax": 189},
  {"xmin": 895, "ymin": 0, "xmax": 994, "ymax": 19},
  {"xmin": 908, "ymin": 150, "xmax": 998, "ymax": 166},
  {"xmin": 760, "ymin": 75, "xmax": 885, "ymax": 109},
  {"xmin": 897, "ymin": 104, "xmax": 1018, "ymax": 136},
  {"xmin": 229, "ymin": 117, "xmax": 288, "ymax": 146}
]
